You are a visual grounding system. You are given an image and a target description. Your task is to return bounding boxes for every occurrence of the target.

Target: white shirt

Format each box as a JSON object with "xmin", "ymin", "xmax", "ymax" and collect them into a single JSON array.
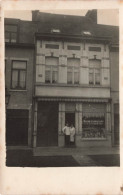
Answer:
[{"xmin": 62, "ymin": 126, "xmax": 70, "ymax": 135}]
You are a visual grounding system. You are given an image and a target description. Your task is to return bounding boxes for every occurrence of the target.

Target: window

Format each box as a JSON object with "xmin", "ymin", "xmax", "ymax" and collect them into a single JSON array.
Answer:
[
  {"xmin": 45, "ymin": 57, "xmax": 58, "ymax": 83},
  {"xmin": 5, "ymin": 24, "xmax": 18, "ymax": 43},
  {"xmin": 89, "ymin": 47, "xmax": 101, "ymax": 52},
  {"xmin": 11, "ymin": 61, "xmax": 27, "ymax": 89},
  {"xmin": 45, "ymin": 44, "xmax": 59, "ymax": 49},
  {"xmin": 82, "ymin": 113, "xmax": 105, "ymax": 138},
  {"xmin": 82, "ymin": 103, "xmax": 106, "ymax": 139},
  {"xmin": 89, "ymin": 59, "xmax": 101, "ymax": 85},
  {"xmin": 67, "ymin": 45, "xmax": 80, "ymax": 51},
  {"xmin": 67, "ymin": 58, "xmax": 80, "ymax": 84}
]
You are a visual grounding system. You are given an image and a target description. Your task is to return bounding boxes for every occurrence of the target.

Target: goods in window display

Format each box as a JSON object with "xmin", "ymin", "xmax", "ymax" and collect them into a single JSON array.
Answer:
[{"xmin": 82, "ymin": 114, "xmax": 105, "ymax": 138}]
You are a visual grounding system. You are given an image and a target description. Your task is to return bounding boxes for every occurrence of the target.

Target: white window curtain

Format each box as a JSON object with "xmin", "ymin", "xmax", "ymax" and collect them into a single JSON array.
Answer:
[
  {"xmin": 12, "ymin": 70, "xmax": 18, "ymax": 88},
  {"xmin": 20, "ymin": 70, "xmax": 26, "ymax": 88}
]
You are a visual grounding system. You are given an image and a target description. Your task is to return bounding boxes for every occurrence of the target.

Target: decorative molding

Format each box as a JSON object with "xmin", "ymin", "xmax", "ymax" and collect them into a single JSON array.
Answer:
[
  {"xmin": 81, "ymin": 56, "xmax": 88, "ymax": 59},
  {"xmin": 36, "ymin": 64, "xmax": 45, "ymax": 66},
  {"xmin": 59, "ymin": 55, "xmax": 67, "ymax": 57},
  {"xmin": 59, "ymin": 64, "xmax": 67, "ymax": 67},
  {"xmin": 37, "ymin": 53, "xmax": 45, "ymax": 56},
  {"xmin": 102, "ymin": 57, "xmax": 109, "ymax": 60},
  {"xmin": 80, "ymin": 66, "xmax": 88, "ymax": 68}
]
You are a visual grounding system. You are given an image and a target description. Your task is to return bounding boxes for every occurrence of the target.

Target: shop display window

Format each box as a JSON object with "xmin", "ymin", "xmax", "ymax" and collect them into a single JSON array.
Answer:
[{"xmin": 82, "ymin": 113, "xmax": 105, "ymax": 138}]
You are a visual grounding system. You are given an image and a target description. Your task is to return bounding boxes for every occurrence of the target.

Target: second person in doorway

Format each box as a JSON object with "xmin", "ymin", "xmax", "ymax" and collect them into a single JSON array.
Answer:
[{"xmin": 70, "ymin": 124, "xmax": 75, "ymax": 147}]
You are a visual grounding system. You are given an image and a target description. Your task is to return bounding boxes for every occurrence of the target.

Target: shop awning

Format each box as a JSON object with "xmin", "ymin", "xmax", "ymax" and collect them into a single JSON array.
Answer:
[{"xmin": 34, "ymin": 96, "xmax": 110, "ymax": 103}]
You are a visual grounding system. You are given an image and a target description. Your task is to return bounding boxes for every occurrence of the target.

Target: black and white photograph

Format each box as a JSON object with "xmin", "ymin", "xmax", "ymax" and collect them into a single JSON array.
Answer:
[{"xmin": 4, "ymin": 8, "xmax": 120, "ymax": 168}]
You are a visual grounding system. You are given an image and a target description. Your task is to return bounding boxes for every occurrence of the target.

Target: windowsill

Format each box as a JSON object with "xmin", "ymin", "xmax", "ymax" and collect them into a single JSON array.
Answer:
[
  {"xmin": 35, "ymin": 83, "xmax": 110, "ymax": 88},
  {"xmin": 81, "ymin": 138, "xmax": 107, "ymax": 141},
  {"xmin": 9, "ymin": 89, "xmax": 27, "ymax": 92}
]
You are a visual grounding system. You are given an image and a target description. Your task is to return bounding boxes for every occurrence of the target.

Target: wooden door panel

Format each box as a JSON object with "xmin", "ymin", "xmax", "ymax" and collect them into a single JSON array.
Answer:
[{"xmin": 37, "ymin": 102, "xmax": 58, "ymax": 147}]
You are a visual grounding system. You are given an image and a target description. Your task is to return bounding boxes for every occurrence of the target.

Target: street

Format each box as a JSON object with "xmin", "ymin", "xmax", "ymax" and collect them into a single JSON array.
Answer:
[{"xmin": 6, "ymin": 148, "xmax": 120, "ymax": 167}]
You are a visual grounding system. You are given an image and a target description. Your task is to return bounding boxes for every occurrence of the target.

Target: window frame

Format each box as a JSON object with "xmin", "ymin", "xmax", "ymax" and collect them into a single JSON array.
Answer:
[
  {"xmin": 45, "ymin": 65, "xmax": 58, "ymax": 84},
  {"xmin": 5, "ymin": 24, "xmax": 18, "ymax": 43},
  {"xmin": 89, "ymin": 59, "xmax": 101, "ymax": 86},
  {"xmin": 11, "ymin": 60, "xmax": 27, "ymax": 90},
  {"xmin": 82, "ymin": 112, "xmax": 106, "ymax": 139},
  {"xmin": 67, "ymin": 58, "xmax": 80, "ymax": 84}
]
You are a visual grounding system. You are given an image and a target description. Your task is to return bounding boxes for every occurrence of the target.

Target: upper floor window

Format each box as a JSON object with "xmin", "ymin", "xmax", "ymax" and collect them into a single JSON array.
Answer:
[
  {"xmin": 89, "ymin": 59, "xmax": 101, "ymax": 85},
  {"xmin": 45, "ymin": 44, "xmax": 59, "ymax": 49},
  {"xmin": 45, "ymin": 57, "xmax": 59, "ymax": 84},
  {"xmin": 11, "ymin": 61, "xmax": 27, "ymax": 89},
  {"xmin": 89, "ymin": 47, "xmax": 101, "ymax": 52},
  {"xmin": 5, "ymin": 24, "xmax": 18, "ymax": 43},
  {"xmin": 67, "ymin": 45, "xmax": 80, "ymax": 51},
  {"xmin": 67, "ymin": 58, "xmax": 80, "ymax": 84}
]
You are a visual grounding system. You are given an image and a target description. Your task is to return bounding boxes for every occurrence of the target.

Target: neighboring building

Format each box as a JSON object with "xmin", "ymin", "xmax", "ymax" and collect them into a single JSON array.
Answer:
[
  {"xmin": 5, "ymin": 18, "xmax": 36, "ymax": 147},
  {"xmin": 5, "ymin": 10, "xmax": 119, "ymax": 149}
]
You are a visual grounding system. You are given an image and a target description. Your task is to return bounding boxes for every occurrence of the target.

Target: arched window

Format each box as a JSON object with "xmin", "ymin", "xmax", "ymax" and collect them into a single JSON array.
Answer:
[{"xmin": 45, "ymin": 57, "xmax": 59, "ymax": 83}]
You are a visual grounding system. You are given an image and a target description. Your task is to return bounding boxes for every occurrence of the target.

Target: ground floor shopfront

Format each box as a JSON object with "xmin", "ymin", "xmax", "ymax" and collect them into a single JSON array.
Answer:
[{"xmin": 33, "ymin": 98, "xmax": 112, "ymax": 148}]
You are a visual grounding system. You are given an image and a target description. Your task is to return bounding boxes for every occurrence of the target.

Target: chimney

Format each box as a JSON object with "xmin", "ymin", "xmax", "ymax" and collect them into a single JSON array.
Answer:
[
  {"xmin": 32, "ymin": 10, "xmax": 40, "ymax": 21},
  {"xmin": 86, "ymin": 9, "xmax": 97, "ymax": 24}
]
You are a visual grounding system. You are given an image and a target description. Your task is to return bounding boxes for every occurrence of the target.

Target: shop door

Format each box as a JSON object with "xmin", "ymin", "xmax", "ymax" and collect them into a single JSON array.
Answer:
[
  {"xmin": 65, "ymin": 113, "xmax": 75, "ymax": 127},
  {"xmin": 37, "ymin": 102, "xmax": 58, "ymax": 147},
  {"xmin": 6, "ymin": 109, "xmax": 28, "ymax": 146}
]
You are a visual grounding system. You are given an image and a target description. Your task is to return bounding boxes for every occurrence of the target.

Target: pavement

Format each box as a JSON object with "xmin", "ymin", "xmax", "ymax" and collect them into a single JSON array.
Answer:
[{"xmin": 6, "ymin": 146, "xmax": 120, "ymax": 167}]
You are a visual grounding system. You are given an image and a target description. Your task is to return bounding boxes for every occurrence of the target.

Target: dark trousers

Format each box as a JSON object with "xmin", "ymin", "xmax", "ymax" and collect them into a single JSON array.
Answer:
[{"xmin": 65, "ymin": 135, "xmax": 70, "ymax": 147}]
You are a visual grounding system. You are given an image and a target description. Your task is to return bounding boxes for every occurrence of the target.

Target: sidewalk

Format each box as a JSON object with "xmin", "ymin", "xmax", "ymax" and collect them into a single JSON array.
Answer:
[
  {"xmin": 6, "ymin": 147, "xmax": 120, "ymax": 167},
  {"xmin": 33, "ymin": 146, "xmax": 120, "ymax": 156}
]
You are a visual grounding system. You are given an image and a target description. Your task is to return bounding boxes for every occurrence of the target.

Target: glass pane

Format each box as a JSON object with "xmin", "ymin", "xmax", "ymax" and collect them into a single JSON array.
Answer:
[
  {"xmin": 12, "ymin": 70, "xmax": 18, "ymax": 88},
  {"xmin": 20, "ymin": 70, "xmax": 26, "ymax": 88},
  {"xmin": 5, "ymin": 32, "xmax": 10, "ymax": 42},
  {"xmin": 89, "ymin": 73, "xmax": 94, "ymax": 84},
  {"xmin": 11, "ymin": 33, "xmax": 17, "ymax": 43},
  {"xmin": 52, "ymin": 71, "xmax": 57, "ymax": 83},
  {"xmin": 82, "ymin": 113, "xmax": 105, "ymax": 138},
  {"xmin": 67, "ymin": 72, "xmax": 72, "ymax": 84},
  {"xmin": 74, "ymin": 72, "xmax": 79, "ymax": 84},
  {"xmin": 13, "ymin": 61, "xmax": 26, "ymax": 69},
  {"xmin": 5, "ymin": 25, "xmax": 17, "ymax": 32},
  {"xmin": 45, "ymin": 71, "xmax": 51, "ymax": 83},
  {"xmin": 95, "ymin": 73, "xmax": 100, "ymax": 85}
]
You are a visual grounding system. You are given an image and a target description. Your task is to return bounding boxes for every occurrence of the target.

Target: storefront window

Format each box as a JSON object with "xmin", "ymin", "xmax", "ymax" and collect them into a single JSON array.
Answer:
[{"xmin": 82, "ymin": 113, "xmax": 105, "ymax": 138}]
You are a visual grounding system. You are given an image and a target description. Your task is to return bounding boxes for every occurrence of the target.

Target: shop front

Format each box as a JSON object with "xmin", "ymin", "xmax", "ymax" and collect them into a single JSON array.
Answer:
[{"xmin": 33, "ymin": 98, "xmax": 111, "ymax": 148}]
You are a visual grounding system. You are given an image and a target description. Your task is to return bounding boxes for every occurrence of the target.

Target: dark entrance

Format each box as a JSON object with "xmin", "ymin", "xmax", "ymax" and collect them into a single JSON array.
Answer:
[
  {"xmin": 37, "ymin": 101, "xmax": 58, "ymax": 147},
  {"xmin": 65, "ymin": 112, "xmax": 75, "ymax": 126},
  {"xmin": 6, "ymin": 109, "xmax": 28, "ymax": 146},
  {"xmin": 114, "ymin": 104, "xmax": 119, "ymax": 146},
  {"xmin": 65, "ymin": 112, "xmax": 75, "ymax": 146}
]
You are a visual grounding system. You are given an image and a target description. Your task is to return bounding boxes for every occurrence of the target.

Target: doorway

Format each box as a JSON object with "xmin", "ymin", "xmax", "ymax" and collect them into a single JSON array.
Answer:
[
  {"xmin": 37, "ymin": 101, "xmax": 58, "ymax": 147},
  {"xmin": 65, "ymin": 112, "xmax": 75, "ymax": 126},
  {"xmin": 65, "ymin": 112, "xmax": 75, "ymax": 147}
]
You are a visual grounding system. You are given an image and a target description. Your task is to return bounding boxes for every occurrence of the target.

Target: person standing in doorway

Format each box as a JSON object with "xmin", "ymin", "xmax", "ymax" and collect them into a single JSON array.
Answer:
[
  {"xmin": 62, "ymin": 123, "xmax": 70, "ymax": 147},
  {"xmin": 70, "ymin": 124, "xmax": 75, "ymax": 147}
]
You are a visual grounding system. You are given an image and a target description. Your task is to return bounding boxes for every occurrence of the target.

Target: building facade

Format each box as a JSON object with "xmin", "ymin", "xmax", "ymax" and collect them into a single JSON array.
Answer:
[
  {"xmin": 5, "ymin": 18, "xmax": 36, "ymax": 147},
  {"xmin": 5, "ymin": 10, "xmax": 119, "ymax": 149}
]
